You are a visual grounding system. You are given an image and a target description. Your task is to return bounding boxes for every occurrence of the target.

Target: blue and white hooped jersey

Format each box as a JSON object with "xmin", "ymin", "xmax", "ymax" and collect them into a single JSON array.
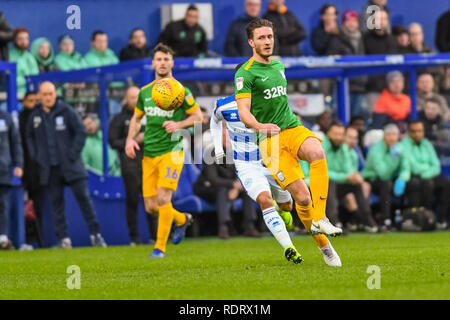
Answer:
[{"xmin": 213, "ymin": 94, "xmax": 261, "ymax": 163}]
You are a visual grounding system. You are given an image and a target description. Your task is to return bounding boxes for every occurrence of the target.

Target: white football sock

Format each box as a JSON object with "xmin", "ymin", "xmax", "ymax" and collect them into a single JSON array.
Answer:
[
  {"xmin": 0, "ymin": 234, "xmax": 8, "ymax": 243},
  {"xmin": 262, "ymin": 207, "xmax": 292, "ymax": 248}
]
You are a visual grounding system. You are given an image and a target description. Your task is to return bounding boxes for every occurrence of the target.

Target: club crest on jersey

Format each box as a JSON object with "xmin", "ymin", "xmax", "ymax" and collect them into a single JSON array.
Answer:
[
  {"xmin": 236, "ymin": 77, "xmax": 244, "ymax": 90},
  {"xmin": 55, "ymin": 116, "xmax": 66, "ymax": 131},
  {"xmin": 276, "ymin": 171, "xmax": 285, "ymax": 182},
  {"xmin": 280, "ymin": 70, "xmax": 286, "ymax": 80}
]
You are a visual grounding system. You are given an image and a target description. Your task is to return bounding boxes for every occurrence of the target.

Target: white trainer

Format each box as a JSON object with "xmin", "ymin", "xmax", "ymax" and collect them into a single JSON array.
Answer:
[
  {"xmin": 320, "ymin": 243, "xmax": 342, "ymax": 267},
  {"xmin": 311, "ymin": 218, "xmax": 343, "ymax": 237}
]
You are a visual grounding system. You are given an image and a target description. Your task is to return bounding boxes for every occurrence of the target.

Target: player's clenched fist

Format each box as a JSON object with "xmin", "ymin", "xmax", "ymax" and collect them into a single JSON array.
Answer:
[{"xmin": 125, "ymin": 138, "xmax": 140, "ymax": 159}]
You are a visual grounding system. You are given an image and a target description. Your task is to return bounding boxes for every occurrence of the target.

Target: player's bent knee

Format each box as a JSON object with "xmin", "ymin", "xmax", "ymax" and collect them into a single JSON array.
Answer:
[
  {"xmin": 256, "ymin": 192, "xmax": 274, "ymax": 210},
  {"xmin": 157, "ymin": 188, "xmax": 173, "ymax": 207}
]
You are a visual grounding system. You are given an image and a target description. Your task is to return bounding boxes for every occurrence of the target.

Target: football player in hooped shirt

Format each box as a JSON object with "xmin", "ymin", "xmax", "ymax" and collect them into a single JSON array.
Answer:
[
  {"xmin": 125, "ymin": 43, "xmax": 203, "ymax": 258},
  {"xmin": 235, "ymin": 18, "xmax": 342, "ymax": 265}
]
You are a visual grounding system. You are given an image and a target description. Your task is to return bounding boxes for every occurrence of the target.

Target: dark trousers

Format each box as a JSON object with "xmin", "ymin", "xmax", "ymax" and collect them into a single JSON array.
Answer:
[
  {"xmin": 370, "ymin": 179, "xmax": 393, "ymax": 221},
  {"xmin": 47, "ymin": 166, "xmax": 100, "ymax": 240},
  {"xmin": 0, "ymin": 185, "xmax": 9, "ymax": 235},
  {"xmin": 327, "ymin": 181, "xmax": 376, "ymax": 227},
  {"xmin": 26, "ymin": 187, "xmax": 44, "ymax": 246},
  {"xmin": 195, "ymin": 186, "xmax": 257, "ymax": 229},
  {"xmin": 406, "ymin": 175, "xmax": 450, "ymax": 223},
  {"xmin": 122, "ymin": 169, "xmax": 157, "ymax": 243}
]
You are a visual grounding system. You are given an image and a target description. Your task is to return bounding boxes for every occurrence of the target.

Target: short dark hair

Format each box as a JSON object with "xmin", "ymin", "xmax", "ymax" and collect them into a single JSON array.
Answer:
[
  {"xmin": 23, "ymin": 91, "xmax": 37, "ymax": 100},
  {"xmin": 187, "ymin": 4, "xmax": 198, "ymax": 12},
  {"xmin": 153, "ymin": 43, "xmax": 175, "ymax": 57},
  {"xmin": 129, "ymin": 28, "xmax": 145, "ymax": 39},
  {"xmin": 425, "ymin": 96, "xmax": 442, "ymax": 106},
  {"xmin": 327, "ymin": 120, "xmax": 345, "ymax": 133},
  {"xmin": 349, "ymin": 115, "xmax": 365, "ymax": 125},
  {"xmin": 320, "ymin": 4, "xmax": 338, "ymax": 16},
  {"xmin": 407, "ymin": 119, "xmax": 424, "ymax": 129},
  {"xmin": 91, "ymin": 30, "xmax": 106, "ymax": 41},
  {"xmin": 246, "ymin": 18, "xmax": 275, "ymax": 40}
]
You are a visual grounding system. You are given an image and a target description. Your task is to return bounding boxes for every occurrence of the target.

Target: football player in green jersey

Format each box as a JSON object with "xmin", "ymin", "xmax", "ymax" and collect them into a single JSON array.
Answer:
[
  {"xmin": 235, "ymin": 18, "xmax": 342, "ymax": 266},
  {"xmin": 125, "ymin": 43, "xmax": 203, "ymax": 258}
]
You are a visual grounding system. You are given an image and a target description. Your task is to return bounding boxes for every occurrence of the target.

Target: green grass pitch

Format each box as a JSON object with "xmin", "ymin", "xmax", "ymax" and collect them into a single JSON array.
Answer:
[{"xmin": 1, "ymin": 232, "xmax": 449, "ymax": 300}]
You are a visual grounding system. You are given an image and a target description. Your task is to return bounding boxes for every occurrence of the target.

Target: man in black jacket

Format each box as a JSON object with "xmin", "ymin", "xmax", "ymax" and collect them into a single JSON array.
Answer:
[
  {"xmin": 0, "ymin": 12, "xmax": 13, "ymax": 61},
  {"xmin": 224, "ymin": 0, "xmax": 261, "ymax": 57},
  {"xmin": 157, "ymin": 5, "xmax": 207, "ymax": 58},
  {"xmin": 262, "ymin": 0, "xmax": 306, "ymax": 56},
  {"xmin": 119, "ymin": 28, "xmax": 151, "ymax": 61},
  {"xmin": 26, "ymin": 81, "xmax": 106, "ymax": 249},
  {"xmin": 435, "ymin": 10, "xmax": 450, "ymax": 53},
  {"xmin": 0, "ymin": 108, "xmax": 23, "ymax": 250},
  {"xmin": 108, "ymin": 86, "xmax": 157, "ymax": 245},
  {"xmin": 19, "ymin": 91, "xmax": 43, "ymax": 246}
]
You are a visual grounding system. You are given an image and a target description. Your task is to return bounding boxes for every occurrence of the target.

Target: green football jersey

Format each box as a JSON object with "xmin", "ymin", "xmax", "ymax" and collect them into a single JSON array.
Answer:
[
  {"xmin": 135, "ymin": 81, "xmax": 198, "ymax": 157},
  {"xmin": 234, "ymin": 58, "xmax": 301, "ymax": 137}
]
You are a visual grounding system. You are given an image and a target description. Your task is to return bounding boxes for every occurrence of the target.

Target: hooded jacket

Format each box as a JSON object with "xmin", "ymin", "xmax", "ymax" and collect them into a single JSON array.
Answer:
[
  {"xmin": 30, "ymin": 37, "xmax": 58, "ymax": 73},
  {"xmin": 26, "ymin": 99, "xmax": 88, "ymax": 185}
]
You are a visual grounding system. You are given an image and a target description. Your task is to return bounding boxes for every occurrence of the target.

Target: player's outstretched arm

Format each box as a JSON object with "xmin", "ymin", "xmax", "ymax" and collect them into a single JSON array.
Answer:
[
  {"xmin": 236, "ymin": 98, "xmax": 280, "ymax": 136},
  {"xmin": 125, "ymin": 112, "xmax": 143, "ymax": 159}
]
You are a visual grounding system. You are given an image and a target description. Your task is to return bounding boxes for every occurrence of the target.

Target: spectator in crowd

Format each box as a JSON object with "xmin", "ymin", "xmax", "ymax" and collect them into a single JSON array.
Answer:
[
  {"xmin": 54, "ymin": 35, "xmax": 85, "ymax": 71},
  {"xmin": 323, "ymin": 122, "xmax": 377, "ymax": 232},
  {"xmin": 84, "ymin": 30, "xmax": 119, "ymax": 68},
  {"xmin": 194, "ymin": 127, "xmax": 261, "ymax": 239},
  {"xmin": 108, "ymin": 86, "xmax": 157, "ymax": 245},
  {"xmin": 363, "ymin": 9, "xmax": 398, "ymax": 96},
  {"xmin": 157, "ymin": 5, "xmax": 207, "ymax": 58},
  {"xmin": 372, "ymin": 71, "xmax": 411, "ymax": 132},
  {"xmin": 392, "ymin": 25, "xmax": 409, "ymax": 54},
  {"xmin": 417, "ymin": 72, "xmax": 450, "ymax": 122},
  {"xmin": 30, "ymin": 37, "xmax": 58, "ymax": 73},
  {"xmin": 401, "ymin": 121, "xmax": 449, "ymax": 229},
  {"xmin": 224, "ymin": 0, "xmax": 261, "ymax": 57},
  {"xmin": 26, "ymin": 81, "xmax": 107, "ymax": 248},
  {"xmin": 327, "ymin": 10, "xmax": 368, "ymax": 117},
  {"xmin": 435, "ymin": 9, "xmax": 450, "ymax": 53},
  {"xmin": 0, "ymin": 108, "xmax": 23, "ymax": 250},
  {"xmin": 262, "ymin": 0, "xmax": 307, "ymax": 56},
  {"xmin": 312, "ymin": 108, "xmax": 333, "ymax": 140},
  {"xmin": 345, "ymin": 125, "xmax": 366, "ymax": 171},
  {"xmin": 349, "ymin": 115, "xmax": 367, "ymax": 156},
  {"xmin": 119, "ymin": 28, "xmax": 151, "ymax": 61},
  {"xmin": 419, "ymin": 97, "xmax": 450, "ymax": 157},
  {"xmin": 8, "ymin": 28, "xmax": 39, "ymax": 94},
  {"xmin": 18, "ymin": 92, "xmax": 43, "ymax": 245},
  {"xmin": 406, "ymin": 23, "xmax": 434, "ymax": 54},
  {"xmin": 0, "ymin": 12, "xmax": 13, "ymax": 61},
  {"xmin": 359, "ymin": 0, "xmax": 390, "ymax": 34},
  {"xmin": 311, "ymin": 4, "xmax": 339, "ymax": 56},
  {"xmin": 362, "ymin": 124, "xmax": 410, "ymax": 229},
  {"xmin": 81, "ymin": 115, "xmax": 121, "ymax": 176}
]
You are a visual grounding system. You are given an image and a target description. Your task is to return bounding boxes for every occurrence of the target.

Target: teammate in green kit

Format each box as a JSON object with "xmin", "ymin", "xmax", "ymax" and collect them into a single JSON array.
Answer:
[{"xmin": 125, "ymin": 43, "xmax": 203, "ymax": 258}]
